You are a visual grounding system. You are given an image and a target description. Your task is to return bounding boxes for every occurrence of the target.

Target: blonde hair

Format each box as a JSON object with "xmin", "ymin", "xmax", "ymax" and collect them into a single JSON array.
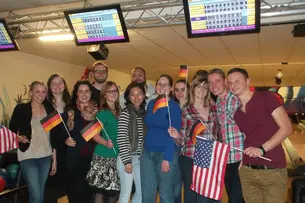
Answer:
[
  {"xmin": 29, "ymin": 81, "xmax": 47, "ymax": 100},
  {"xmin": 189, "ymin": 76, "xmax": 210, "ymax": 107}
]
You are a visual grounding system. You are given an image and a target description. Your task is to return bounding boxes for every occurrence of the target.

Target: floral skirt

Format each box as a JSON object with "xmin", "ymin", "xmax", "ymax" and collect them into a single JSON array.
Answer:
[{"xmin": 86, "ymin": 154, "xmax": 120, "ymax": 194}]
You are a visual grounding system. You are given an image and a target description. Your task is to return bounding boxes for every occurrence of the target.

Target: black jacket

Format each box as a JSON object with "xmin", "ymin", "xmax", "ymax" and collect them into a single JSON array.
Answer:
[{"xmin": 9, "ymin": 101, "xmax": 61, "ymax": 152}]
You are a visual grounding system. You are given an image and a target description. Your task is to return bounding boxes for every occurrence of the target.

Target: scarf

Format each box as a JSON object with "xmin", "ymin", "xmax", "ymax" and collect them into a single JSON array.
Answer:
[{"xmin": 127, "ymin": 104, "xmax": 146, "ymax": 153}]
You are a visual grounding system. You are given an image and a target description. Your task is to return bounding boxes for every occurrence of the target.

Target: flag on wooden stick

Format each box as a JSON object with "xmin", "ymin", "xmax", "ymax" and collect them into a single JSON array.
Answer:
[
  {"xmin": 191, "ymin": 138, "xmax": 230, "ymax": 200},
  {"xmin": 40, "ymin": 111, "xmax": 62, "ymax": 132},
  {"xmin": 81, "ymin": 119, "xmax": 103, "ymax": 142},
  {"xmin": 0, "ymin": 124, "xmax": 19, "ymax": 154}
]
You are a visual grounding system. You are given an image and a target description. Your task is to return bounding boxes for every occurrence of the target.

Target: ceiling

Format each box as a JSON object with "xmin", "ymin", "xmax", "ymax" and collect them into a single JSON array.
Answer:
[
  {"xmin": 1, "ymin": 0, "xmax": 305, "ymax": 86},
  {"xmin": 16, "ymin": 23, "xmax": 305, "ymax": 86}
]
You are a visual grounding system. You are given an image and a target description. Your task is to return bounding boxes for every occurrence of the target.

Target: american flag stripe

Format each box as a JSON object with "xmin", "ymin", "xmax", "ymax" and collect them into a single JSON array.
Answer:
[
  {"xmin": 0, "ymin": 125, "xmax": 18, "ymax": 154},
  {"xmin": 191, "ymin": 139, "xmax": 230, "ymax": 200}
]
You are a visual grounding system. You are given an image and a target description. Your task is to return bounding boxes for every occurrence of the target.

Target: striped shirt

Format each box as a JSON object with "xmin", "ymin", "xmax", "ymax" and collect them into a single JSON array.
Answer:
[
  {"xmin": 216, "ymin": 91, "xmax": 244, "ymax": 163},
  {"xmin": 117, "ymin": 108, "xmax": 145, "ymax": 165}
]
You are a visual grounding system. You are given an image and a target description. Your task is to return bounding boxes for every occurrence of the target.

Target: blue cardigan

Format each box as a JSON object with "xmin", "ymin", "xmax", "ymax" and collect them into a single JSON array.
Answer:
[{"xmin": 144, "ymin": 98, "xmax": 182, "ymax": 162}]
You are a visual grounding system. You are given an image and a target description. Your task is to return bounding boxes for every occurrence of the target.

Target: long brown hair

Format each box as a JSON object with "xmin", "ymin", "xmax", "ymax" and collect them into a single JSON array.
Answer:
[
  {"xmin": 190, "ymin": 76, "xmax": 210, "ymax": 107},
  {"xmin": 100, "ymin": 81, "xmax": 121, "ymax": 116},
  {"xmin": 47, "ymin": 74, "xmax": 71, "ymax": 106}
]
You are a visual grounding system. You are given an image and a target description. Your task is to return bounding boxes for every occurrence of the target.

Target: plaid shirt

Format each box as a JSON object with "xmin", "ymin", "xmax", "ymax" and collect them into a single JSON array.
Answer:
[
  {"xmin": 178, "ymin": 104, "xmax": 219, "ymax": 159},
  {"xmin": 216, "ymin": 91, "xmax": 244, "ymax": 163}
]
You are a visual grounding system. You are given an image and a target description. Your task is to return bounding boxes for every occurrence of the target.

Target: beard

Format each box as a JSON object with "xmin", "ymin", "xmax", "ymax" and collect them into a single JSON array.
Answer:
[
  {"xmin": 94, "ymin": 77, "xmax": 107, "ymax": 84},
  {"xmin": 136, "ymin": 80, "xmax": 146, "ymax": 87}
]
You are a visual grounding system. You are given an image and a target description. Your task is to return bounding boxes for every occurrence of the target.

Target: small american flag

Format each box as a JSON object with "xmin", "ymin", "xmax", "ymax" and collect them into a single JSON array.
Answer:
[
  {"xmin": 0, "ymin": 124, "xmax": 19, "ymax": 154},
  {"xmin": 191, "ymin": 137, "xmax": 230, "ymax": 200}
]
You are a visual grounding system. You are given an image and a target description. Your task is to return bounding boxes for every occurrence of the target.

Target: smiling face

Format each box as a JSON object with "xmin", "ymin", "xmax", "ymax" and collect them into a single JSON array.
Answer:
[
  {"xmin": 156, "ymin": 76, "xmax": 172, "ymax": 96},
  {"xmin": 92, "ymin": 64, "xmax": 108, "ymax": 84},
  {"xmin": 227, "ymin": 72, "xmax": 250, "ymax": 97},
  {"xmin": 129, "ymin": 86, "xmax": 145, "ymax": 109},
  {"xmin": 208, "ymin": 72, "xmax": 227, "ymax": 97},
  {"xmin": 194, "ymin": 82, "xmax": 208, "ymax": 101},
  {"xmin": 77, "ymin": 84, "xmax": 92, "ymax": 103},
  {"xmin": 105, "ymin": 84, "xmax": 119, "ymax": 104},
  {"xmin": 30, "ymin": 84, "xmax": 47, "ymax": 104},
  {"xmin": 174, "ymin": 82, "xmax": 187, "ymax": 103},
  {"xmin": 50, "ymin": 76, "xmax": 65, "ymax": 96}
]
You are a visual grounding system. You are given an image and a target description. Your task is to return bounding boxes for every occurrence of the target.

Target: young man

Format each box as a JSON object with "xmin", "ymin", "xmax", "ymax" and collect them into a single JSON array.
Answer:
[
  {"xmin": 208, "ymin": 69, "xmax": 245, "ymax": 203},
  {"xmin": 120, "ymin": 67, "xmax": 155, "ymax": 109},
  {"xmin": 227, "ymin": 68, "xmax": 291, "ymax": 203},
  {"xmin": 90, "ymin": 61, "xmax": 108, "ymax": 106}
]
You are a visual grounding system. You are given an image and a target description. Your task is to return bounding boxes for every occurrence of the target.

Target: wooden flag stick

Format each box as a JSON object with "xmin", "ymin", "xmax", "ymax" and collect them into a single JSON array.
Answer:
[
  {"xmin": 165, "ymin": 93, "xmax": 172, "ymax": 127},
  {"xmin": 96, "ymin": 118, "xmax": 117, "ymax": 154},
  {"xmin": 58, "ymin": 111, "xmax": 72, "ymax": 138},
  {"xmin": 196, "ymin": 123, "xmax": 272, "ymax": 162}
]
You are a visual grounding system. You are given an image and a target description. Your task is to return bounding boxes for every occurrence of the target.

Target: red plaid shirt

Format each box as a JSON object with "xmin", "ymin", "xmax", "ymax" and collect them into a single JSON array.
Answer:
[
  {"xmin": 216, "ymin": 91, "xmax": 244, "ymax": 163},
  {"xmin": 178, "ymin": 104, "xmax": 219, "ymax": 159}
]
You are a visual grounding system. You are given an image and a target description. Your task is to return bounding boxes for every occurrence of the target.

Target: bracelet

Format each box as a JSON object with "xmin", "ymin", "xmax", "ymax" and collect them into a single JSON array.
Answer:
[
  {"xmin": 52, "ymin": 161, "xmax": 57, "ymax": 165},
  {"xmin": 258, "ymin": 145, "xmax": 266, "ymax": 156}
]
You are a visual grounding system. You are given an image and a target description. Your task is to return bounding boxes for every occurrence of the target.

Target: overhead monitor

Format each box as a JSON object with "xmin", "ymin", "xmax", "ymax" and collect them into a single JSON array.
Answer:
[
  {"xmin": 183, "ymin": 0, "xmax": 261, "ymax": 38},
  {"xmin": 64, "ymin": 4, "xmax": 129, "ymax": 46},
  {"xmin": 0, "ymin": 19, "xmax": 19, "ymax": 51}
]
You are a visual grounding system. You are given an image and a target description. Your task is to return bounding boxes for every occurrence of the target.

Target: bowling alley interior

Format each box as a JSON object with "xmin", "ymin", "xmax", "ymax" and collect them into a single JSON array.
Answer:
[{"xmin": 0, "ymin": 0, "xmax": 305, "ymax": 203}]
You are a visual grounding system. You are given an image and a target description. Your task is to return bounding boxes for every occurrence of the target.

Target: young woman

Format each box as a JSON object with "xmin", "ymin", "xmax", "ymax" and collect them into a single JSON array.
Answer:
[
  {"xmin": 117, "ymin": 82, "xmax": 146, "ymax": 203},
  {"xmin": 86, "ymin": 81, "xmax": 121, "ymax": 203},
  {"xmin": 141, "ymin": 74, "xmax": 182, "ymax": 203},
  {"xmin": 9, "ymin": 81, "xmax": 57, "ymax": 203},
  {"xmin": 169, "ymin": 76, "xmax": 220, "ymax": 203},
  {"xmin": 46, "ymin": 74, "xmax": 70, "ymax": 196},
  {"xmin": 174, "ymin": 79, "xmax": 190, "ymax": 109},
  {"xmin": 173, "ymin": 79, "xmax": 190, "ymax": 203},
  {"xmin": 64, "ymin": 80, "xmax": 98, "ymax": 203}
]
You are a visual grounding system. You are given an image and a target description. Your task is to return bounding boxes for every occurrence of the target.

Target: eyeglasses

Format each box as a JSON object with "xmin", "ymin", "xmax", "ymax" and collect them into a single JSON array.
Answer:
[
  {"xmin": 93, "ymin": 70, "xmax": 107, "ymax": 74},
  {"xmin": 157, "ymin": 83, "xmax": 169, "ymax": 87},
  {"xmin": 106, "ymin": 90, "xmax": 118, "ymax": 94}
]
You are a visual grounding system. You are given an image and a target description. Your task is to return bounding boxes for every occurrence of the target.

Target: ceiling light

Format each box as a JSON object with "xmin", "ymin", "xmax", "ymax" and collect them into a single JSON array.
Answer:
[
  {"xmin": 39, "ymin": 34, "xmax": 74, "ymax": 42},
  {"xmin": 276, "ymin": 68, "xmax": 283, "ymax": 78}
]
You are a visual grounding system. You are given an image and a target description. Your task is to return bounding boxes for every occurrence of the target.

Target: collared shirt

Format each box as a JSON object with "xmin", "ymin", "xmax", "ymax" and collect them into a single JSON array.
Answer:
[
  {"xmin": 120, "ymin": 83, "xmax": 156, "ymax": 110},
  {"xmin": 216, "ymin": 91, "xmax": 244, "ymax": 163},
  {"xmin": 179, "ymin": 104, "xmax": 218, "ymax": 159}
]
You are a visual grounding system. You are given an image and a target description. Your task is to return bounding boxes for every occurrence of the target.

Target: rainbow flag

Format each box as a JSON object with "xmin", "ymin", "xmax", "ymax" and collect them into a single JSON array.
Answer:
[
  {"xmin": 40, "ymin": 111, "xmax": 62, "ymax": 132},
  {"xmin": 81, "ymin": 119, "xmax": 103, "ymax": 142},
  {"xmin": 190, "ymin": 120, "xmax": 206, "ymax": 145},
  {"xmin": 179, "ymin": 65, "xmax": 188, "ymax": 78},
  {"xmin": 153, "ymin": 94, "xmax": 168, "ymax": 114}
]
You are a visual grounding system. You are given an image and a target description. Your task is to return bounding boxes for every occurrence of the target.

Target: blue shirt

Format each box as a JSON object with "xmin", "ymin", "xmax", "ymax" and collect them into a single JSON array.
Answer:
[{"xmin": 144, "ymin": 98, "xmax": 182, "ymax": 162}]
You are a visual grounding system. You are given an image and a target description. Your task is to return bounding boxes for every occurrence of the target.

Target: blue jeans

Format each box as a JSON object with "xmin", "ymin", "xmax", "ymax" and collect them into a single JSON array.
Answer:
[
  {"xmin": 179, "ymin": 155, "xmax": 221, "ymax": 203},
  {"xmin": 174, "ymin": 167, "xmax": 182, "ymax": 203},
  {"xmin": 20, "ymin": 156, "xmax": 52, "ymax": 203},
  {"xmin": 140, "ymin": 150, "xmax": 178, "ymax": 203},
  {"xmin": 224, "ymin": 161, "xmax": 245, "ymax": 203},
  {"xmin": 117, "ymin": 155, "xmax": 142, "ymax": 203}
]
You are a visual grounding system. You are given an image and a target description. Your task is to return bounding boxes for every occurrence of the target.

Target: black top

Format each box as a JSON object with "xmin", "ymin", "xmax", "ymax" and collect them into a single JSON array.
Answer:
[
  {"xmin": 91, "ymin": 86, "xmax": 101, "ymax": 107},
  {"xmin": 61, "ymin": 109, "xmax": 95, "ymax": 170},
  {"xmin": 9, "ymin": 101, "xmax": 63, "ymax": 152}
]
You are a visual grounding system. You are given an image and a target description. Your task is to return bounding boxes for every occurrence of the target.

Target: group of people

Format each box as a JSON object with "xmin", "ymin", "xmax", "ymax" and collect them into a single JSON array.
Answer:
[{"xmin": 7, "ymin": 60, "xmax": 292, "ymax": 203}]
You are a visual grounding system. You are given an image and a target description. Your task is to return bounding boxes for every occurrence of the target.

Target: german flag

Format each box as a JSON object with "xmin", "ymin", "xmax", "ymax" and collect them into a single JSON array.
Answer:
[
  {"xmin": 153, "ymin": 94, "xmax": 168, "ymax": 114},
  {"xmin": 190, "ymin": 120, "xmax": 206, "ymax": 145},
  {"xmin": 179, "ymin": 65, "xmax": 188, "ymax": 78},
  {"xmin": 80, "ymin": 119, "xmax": 103, "ymax": 142},
  {"xmin": 40, "ymin": 111, "xmax": 62, "ymax": 132}
]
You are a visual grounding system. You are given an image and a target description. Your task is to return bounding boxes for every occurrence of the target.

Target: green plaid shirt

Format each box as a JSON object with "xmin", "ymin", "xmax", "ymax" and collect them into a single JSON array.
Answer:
[{"xmin": 216, "ymin": 91, "xmax": 244, "ymax": 163}]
